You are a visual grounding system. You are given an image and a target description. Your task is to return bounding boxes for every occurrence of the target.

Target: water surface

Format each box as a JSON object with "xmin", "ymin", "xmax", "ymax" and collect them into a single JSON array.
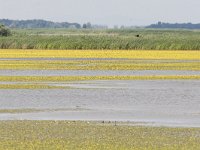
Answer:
[{"xmin": 0, "ymin": 80, "xmax": 199, "ymax": 127}]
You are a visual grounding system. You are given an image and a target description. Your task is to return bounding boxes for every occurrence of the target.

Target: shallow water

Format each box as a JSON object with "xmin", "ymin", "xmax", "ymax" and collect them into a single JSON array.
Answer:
[
  {"xmin": 0, "ymin": 80, "xmax": 200, "ymax": 127},
  {"xmin": 0, "ymin": 70, "xmax": 199, "ymax": 76}
]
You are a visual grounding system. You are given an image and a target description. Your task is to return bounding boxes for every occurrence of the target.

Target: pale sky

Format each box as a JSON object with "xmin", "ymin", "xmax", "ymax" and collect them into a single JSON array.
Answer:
[{"xmin": 0, "ymin": 0, "xmax": 200, "ymax": 27}]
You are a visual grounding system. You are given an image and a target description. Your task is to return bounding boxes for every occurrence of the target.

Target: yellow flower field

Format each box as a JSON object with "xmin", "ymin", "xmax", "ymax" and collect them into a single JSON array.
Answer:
[
  {"xmin": 0, "ymin": 49, "xmax": 199, "ymax": 89},
  {"xmin": 0, "ymin": 49, "xmax": 199, "ymax": 60},
  {"xmin": 0, "ymin": 59, "xmax": 199, "ymax": 70},
  {"xmin": 0, "ymin": 121, "xmax": 200, "ymax": 150},
  {"xmin": 0, "ymin": 75, "xmax": 199, "ymax": 82}
]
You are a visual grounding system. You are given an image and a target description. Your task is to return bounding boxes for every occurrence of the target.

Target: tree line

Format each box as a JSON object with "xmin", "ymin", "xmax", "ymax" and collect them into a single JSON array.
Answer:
[
  {"xmin": 147, "ymin": 22, "xmax": 200, "ymax": 29},
  {"xmin": 0, "ymin": 19, "xmax": 109, "ymax": 29},
  {"xmin": 0, "ymin": 19, "xmax": 81, "ymax": 29}
]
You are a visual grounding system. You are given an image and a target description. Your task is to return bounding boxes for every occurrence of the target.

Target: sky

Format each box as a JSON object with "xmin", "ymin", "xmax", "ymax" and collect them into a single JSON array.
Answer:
[{"xmin": 0, "ymin": 0, "xmax": 200, "ymax": 27}]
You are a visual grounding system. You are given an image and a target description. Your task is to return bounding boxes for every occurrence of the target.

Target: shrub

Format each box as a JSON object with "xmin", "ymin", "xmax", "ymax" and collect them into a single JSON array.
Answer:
[{"xmin": 0, "ymin": 24, "xmax": 11, "ymax": 36}]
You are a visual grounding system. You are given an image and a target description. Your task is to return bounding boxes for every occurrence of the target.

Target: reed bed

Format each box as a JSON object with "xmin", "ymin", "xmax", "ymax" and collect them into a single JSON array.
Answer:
[{"xmin": 1, "ymin": 29, "xmax": 200, "ymax": 50}]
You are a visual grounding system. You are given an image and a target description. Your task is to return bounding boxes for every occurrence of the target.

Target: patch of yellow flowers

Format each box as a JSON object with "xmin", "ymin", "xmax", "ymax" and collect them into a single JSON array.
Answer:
[
  {"xmin": 0, "ymin": 49, "xmax": 199, "ymax": 89},
  {"xmin": 0, "ymin": 60, "xmax": 199, "ymax": 70},
  {"xmin": 0, "ymin": 121, "xmax": 200, "ymax": 150},
  {"xmin": 0, "ymin": 49, "xmax": 199, "ymax": 60},
  {"xmin": 0, "ymin": 75, "xmax": 199, "ymax": 82}
]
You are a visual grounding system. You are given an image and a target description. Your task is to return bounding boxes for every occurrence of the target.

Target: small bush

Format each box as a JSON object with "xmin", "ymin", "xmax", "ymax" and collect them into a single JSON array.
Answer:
[{"xmin": 0, "ymin": 24, "xmax": 11, "ymax": 36}]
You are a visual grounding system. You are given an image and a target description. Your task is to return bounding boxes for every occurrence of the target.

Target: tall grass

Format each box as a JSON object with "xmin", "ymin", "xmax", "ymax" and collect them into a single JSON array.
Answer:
[{"xmin": 1, "ymin": 29, "xmax": 200, "ymax": 50}]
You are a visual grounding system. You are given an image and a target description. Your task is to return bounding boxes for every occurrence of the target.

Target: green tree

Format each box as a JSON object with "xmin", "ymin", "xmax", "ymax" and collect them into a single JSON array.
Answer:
[
  {"xmin": 82, "ymin": 24, "xmax": 87, "ymax": 29},
  {"xmin": 0, "ymin": 24, "xmax": 11, "ymax": 36},
  {"xmin": 82, "ymin": 22, "xmax": 92, "ymax": 29}
]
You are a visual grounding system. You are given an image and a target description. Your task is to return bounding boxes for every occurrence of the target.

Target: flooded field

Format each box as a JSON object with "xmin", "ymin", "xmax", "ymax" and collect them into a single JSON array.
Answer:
[
  {"xmin": 0, "ymin": 70, "xmax": 200, "ymax": 76},
  {"xmin": 0, "ymin": 50, "xmax": 199, "ymax": 127},
  {"xmin": 0, "ymin": 80, "xmax": 200, "ymax": 127}
]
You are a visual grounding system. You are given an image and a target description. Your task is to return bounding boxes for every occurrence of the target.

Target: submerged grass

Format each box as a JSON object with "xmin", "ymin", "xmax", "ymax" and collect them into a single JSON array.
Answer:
[
  {"xmin": 0, "ymin": 59, "xmax": 199, "ymax": 70},
  {"xmin": 0, "ymin": 84, "xmax": 67, "ymax": 89},
  {"xmin": 0, "ymin": 109, "xmax": 44, "ymax": 114},
  {"xmin": 0, "ymin": 50, "xmax": 199, "ymax": 60},
  {"xmin": 0, "ymin": 75, "xmax": 200, "ymax": 82},
  {"xmin": 0, "ymin": 121, "xmax": 199, "ymax": 150},
  {"xmin": 0, "ymin": 75, "xmax": 199, "ymax": 89}
]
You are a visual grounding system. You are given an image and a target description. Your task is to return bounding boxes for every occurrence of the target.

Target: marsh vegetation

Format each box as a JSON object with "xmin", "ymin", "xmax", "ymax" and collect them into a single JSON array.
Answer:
[
  {"xmin": 1, "ymin": 29, "xmax": 200, "ymax": 50},
  {"xmin": 0, "ymin": 29, "xmax": 200, "ymax": 149}
]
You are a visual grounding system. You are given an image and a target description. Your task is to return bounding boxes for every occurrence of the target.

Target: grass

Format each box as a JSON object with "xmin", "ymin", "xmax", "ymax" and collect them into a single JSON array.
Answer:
[
  {"xmin": 0, "ymin": 50, "xmax": 199, "ymax": 59},
  {"xmin": 0, "ymin": 121, "xmax": 199, "ymax": 150},
  {"xmin": 1, "ymin": 28, "xmax": 200, "ymax": 50},
  {"xmin": 0, "ymin": 59, "xmax": 199, "ymax": 70}
]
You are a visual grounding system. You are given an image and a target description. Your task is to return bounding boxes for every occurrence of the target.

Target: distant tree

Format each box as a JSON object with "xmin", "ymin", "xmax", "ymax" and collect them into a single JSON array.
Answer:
[
  {"xmin": 82, "ymin": 24, "xmax": 87, "ymax": 29},
  {"xmin": 91, "ymin": 24, "xmax": 108, "ymax": 29},
  {"xmin": 74, "ymin": 23, "xmax": 81, "ymax": 29},
  {"xmin": 86, "ymin": 22, "xmax": 92, "ymax": 28},
  {"xmin": 120, "ymin": 25, "xmax": 125, "ymax": 29},
  {"xmin": 82, "ymin": 22, "xmax": 92, "ymax": 29},
  {"xmin": 114, "ymin": 25, "xmax": 118, "ymax": 29},
  {"xmin": 0, "ymin": 24, "xmax": 11, "ymax": 36}
]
